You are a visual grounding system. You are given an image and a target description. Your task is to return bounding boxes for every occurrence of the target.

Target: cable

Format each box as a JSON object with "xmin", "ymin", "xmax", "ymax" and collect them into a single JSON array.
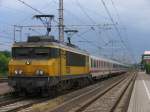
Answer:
[
  {"xmin": 16, "ymin": 0, "xmax": 44, "ymax": 14},
  {"xmin": 110, "ymin": 0, "xmax": 136, "ymax": 63},
  {"xmin": 100, "ymin": 0, "xmax": 135, "ymax": 63},
  {"xmin": 51, "ymin": 0, "xmax": 86, "ymax": 24},
  {"xmin": 75, "ymin": 0, "xmax": 109, "ymax": 45},
  {"xmin": 0, "ymin": 41, "xmax": 12, "ymax": 46},
  {"xmin": 75, "ymin": 0, "xmax": 96, "ymax": 24},
  {"xmin": 13, "ymin": 24, "xmax": 113, "ymax": 28},
  {"xmin": 28, "ymin": 28, "xmax": 42, "ymax": 35},
  {"xmin": 0, "ymin": 41, "xmax": 12, "ymax": 44},
  {"xmin": 76, "ymin": 28, "xmax": 103, "ymax": 50},
  {"xmin": 110, "ymin": 0, "xmax": 121, "ymax": 23},
  {"xmin": 16, "ymin": 0, "xmax": 59, "ymax": 24},
  {"xmin": 0, "ymin": 35, "xmax": 13, "ymax": 40}
]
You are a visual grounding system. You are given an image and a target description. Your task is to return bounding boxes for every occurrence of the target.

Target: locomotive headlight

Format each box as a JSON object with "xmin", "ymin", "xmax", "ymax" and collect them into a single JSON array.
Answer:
[
  {"xmin": 18, "ymin": 70, "xmax": 23, "ymax": 75},
  {"xmin": 15, "ymin": 70, "xmax": 18, "ymax": 75},
  {"xmin": 14, "ymin": 70, "xmax": 23, "ymax": 75},
  {"xmin": 39, "ymin": 70, "xmax": 44, "ymax": 75},
  {"xmin": 36, "ymin": 70, "xmax": 44, "ymax": 76}
]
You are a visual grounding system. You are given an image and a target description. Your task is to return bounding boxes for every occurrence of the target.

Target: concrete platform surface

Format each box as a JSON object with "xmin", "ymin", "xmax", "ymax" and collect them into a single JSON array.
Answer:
[{"xmin": 128, "ymin": 72, "xmax": 150, "ymax": 112}]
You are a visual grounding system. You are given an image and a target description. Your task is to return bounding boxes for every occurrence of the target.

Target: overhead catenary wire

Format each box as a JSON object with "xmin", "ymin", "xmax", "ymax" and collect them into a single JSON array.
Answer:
[
  {"xmin": 75, "ymin": 0, "xmax": 96, "ymax": 24},
  {"xmin": 16, "ymin": 0, "xmax": 59, "ymax": 24},
  {"xmin": 0, "ymin": 35, "xmax": 13, "ymax": 40},
  {"xmin": 110, "ymin": 0, "xmax": 121, "ymax": 23},
  {"xmin": 51, "ymin": 0, "xmax": 87, "ymax": 24},
  {"xmin": 110, "ymin": 0, "xmax": 136, "ymax": 63},
  {"xmin": 75, "ymin": 28, "xmax": 103, "ymax": 50},
  {"xmin": 74, "ymin": 0, "xmax": 122, "ymax": 57},
  {"xmin": 100, "ymin": 0, "xmax": 135, "ymax": 63},
  {"xmin": 0, "ymin": 41, "xmax": 12, "ymax": 46},
  {"xmin": 16, "ymin": 0, "xmax": 44, "ymax": 14},
  {"xmin": 75, "ymin": 0, "xmax": 109, "ymax": 45},
  {"xmin": 12, "ymin": 24, "xmax": 113, "ymax": 28}
]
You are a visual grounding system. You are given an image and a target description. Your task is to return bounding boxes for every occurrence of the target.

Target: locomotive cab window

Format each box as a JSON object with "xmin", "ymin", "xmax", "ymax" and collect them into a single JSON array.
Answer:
[{"xmin": 12, "ymin": 47, "xmax": 59, "ymax": 59}]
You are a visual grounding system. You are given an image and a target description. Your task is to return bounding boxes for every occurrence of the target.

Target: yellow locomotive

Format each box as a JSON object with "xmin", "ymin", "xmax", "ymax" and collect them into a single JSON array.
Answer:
[{"xmin": 8, "ymin": 36, "xmax": 91, "ymax": 95}]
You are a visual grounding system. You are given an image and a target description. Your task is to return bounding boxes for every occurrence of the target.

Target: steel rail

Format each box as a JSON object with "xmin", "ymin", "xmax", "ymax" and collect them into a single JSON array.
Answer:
[{"xmin": 47, "ymin": 73, "xmax": 129, "ymax": 112}]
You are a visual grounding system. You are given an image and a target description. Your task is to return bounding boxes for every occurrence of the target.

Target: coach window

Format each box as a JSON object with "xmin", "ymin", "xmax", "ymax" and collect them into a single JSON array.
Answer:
[
  {"xmin": 102, "ymin": 61, "xmax": 104, "ymax": 68},
  {"xmin": 103, "ymin": 61, "xmax": 105, "ymax": 68},
  {"xmin": 106, "ymin": 62, "xmax": 108, "ymax": 68},
  {"xmin": 107, "ymin": 63, "xmax": 109, "ymax": 68},
  {"xmin": 103, "ymin": 62, "xmax": 104, "ymax": 68},
  {"xmin": 100, "ymin": 61, "xmax": 102, "ymax": 68},
  {"xmin": 92, "ymin": 59, "xmax": 94, "ymax": 68},
  {"xmin": 91, "ymin": 59, "xmax": 93, "ymax": 68},
  {"xmin": 105, "ymin": 62, "xmax": 107, "ymax": 68},
  {"xmin": 93, "ymin": 60, "xmax": 95, "ymax": 67},
  {"xmin": 111, "ymin": 63, "xmax": 113, "ymax": 68}
]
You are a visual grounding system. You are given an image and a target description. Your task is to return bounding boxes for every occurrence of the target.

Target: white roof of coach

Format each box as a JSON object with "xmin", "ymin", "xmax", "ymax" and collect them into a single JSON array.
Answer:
[{"xmin": 90, "ymin": 55, "xmax": 125, "ymax": 66}]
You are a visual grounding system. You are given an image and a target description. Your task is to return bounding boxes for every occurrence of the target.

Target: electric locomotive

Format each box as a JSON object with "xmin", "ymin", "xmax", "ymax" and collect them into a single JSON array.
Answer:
[{"xmin": 8, "ymin": 36, "xmax": 91, "ymax": 95}]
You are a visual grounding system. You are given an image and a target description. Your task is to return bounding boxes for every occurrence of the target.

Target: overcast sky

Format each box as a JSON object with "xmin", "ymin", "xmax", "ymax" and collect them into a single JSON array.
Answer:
[{"xmin": 0, "ymin": 0, "xmax": 150, "ymax": 63}]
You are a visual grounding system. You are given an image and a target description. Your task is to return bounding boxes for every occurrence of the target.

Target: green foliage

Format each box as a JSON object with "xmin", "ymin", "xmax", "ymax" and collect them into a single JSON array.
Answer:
[
  {"xmin": 145, "ymin": 63, "xmax": 150, "ymax": 74},
  {"xmin": 0, "ymin": 51, "xmax": 11, "ymax": 76}
]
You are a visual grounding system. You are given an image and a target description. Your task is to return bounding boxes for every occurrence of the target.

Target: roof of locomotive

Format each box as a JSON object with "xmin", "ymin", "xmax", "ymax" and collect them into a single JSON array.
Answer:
[{"xmin": 12, "ymin": 36, "xmax": 89, "ymax": 56}]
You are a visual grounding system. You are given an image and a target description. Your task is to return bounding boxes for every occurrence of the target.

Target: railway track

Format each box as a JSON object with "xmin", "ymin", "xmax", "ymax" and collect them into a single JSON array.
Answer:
[
  {"xmin": 0, "ymin": 96, "xmax": 24, "ymax": 107},
  {"xmin": 0, "ymin": 72, "xmax": 136, "ymax": 112},
  {"xmin": 0, "ymin": 97, "xmax": 50, "ymax": 112},
  {"xmin": 34, "ymin": 72, "xmax": 136, "ymax": 112},
  {"xmin": 17, "ymin": 72, "xmax": 132, "ymax": 112},
  {"xmin": 0, "ymin": 78, "xmax": 8, "ymax": 83},
  {"xmin": 74, "ymin": 72, "xmax": 136, "ymax": 112}
]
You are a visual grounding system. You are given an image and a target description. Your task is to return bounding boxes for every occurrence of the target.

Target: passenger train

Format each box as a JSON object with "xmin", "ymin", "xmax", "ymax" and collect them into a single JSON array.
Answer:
[{"xmin": 8, "ymin": 36, "xmax": 129, "ymax": 95}]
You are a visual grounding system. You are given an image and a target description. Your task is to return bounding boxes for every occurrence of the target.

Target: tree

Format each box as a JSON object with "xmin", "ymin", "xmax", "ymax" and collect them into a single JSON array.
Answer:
[{"xmin": 0, "ymin": 51, "xmax": 11, "ymax": 75}]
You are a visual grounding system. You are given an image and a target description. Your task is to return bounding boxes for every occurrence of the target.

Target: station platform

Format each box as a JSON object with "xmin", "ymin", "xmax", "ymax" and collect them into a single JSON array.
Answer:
[{"xmin": 128, "ymin": 72, "xmax": 150, "ymax": 112}]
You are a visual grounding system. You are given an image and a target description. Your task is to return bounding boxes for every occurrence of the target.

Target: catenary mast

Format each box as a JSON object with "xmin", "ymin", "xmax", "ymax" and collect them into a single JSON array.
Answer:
[{"xmin": 59, "ymin": 0, "xmax": 64, "ymax": 42}]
